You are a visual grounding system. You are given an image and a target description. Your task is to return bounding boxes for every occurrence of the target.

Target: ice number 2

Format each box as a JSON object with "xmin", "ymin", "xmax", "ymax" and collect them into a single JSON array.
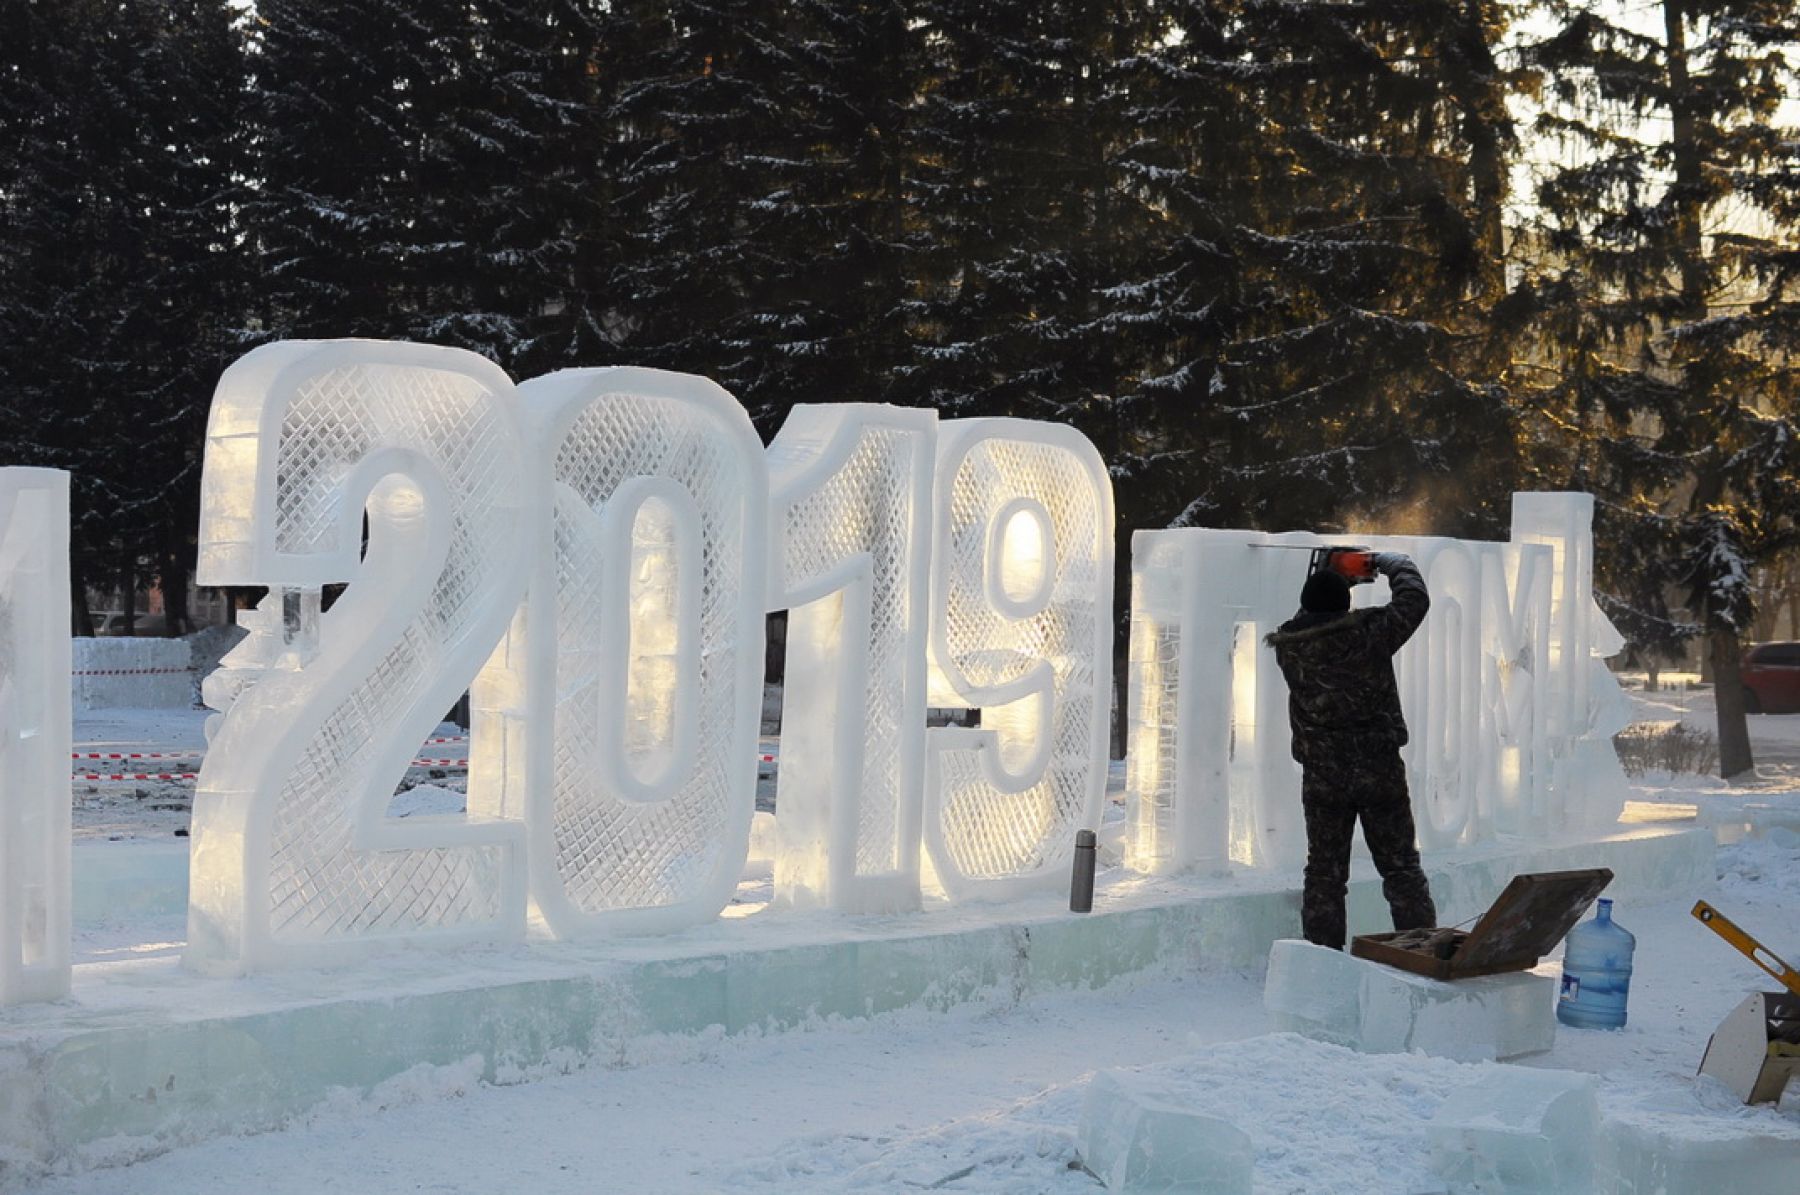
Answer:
[
  {"xmin": 188, "ymin": 342, "xmax": 530, "ymax": 974},
  {"xmin": 924, "ymin": 420, "xmax": 1114, "ymax": 900}
]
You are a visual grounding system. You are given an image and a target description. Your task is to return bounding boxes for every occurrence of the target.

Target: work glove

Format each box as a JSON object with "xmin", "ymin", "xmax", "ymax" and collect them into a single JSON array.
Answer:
[{"xmin": 1369, "ymin": 551, "xmax": 1411, "ymax": 575}]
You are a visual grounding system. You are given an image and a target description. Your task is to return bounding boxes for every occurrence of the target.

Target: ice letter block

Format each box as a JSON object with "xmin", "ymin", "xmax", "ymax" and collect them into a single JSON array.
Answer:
[
  {"xmin": 765, "ymin": 404, "xmax": 934, "ymax": 914},
  {"xmin": 1079, "ymin": 1070, "xmax": 1254, "ymax": 1194},
  {"xmin": 506, "ymin": 367, "xmax": 766, "ymax": 936},
  {"xmin": 1263, "ymin": 940, "xmax": 1556, "ymax": 1062}
]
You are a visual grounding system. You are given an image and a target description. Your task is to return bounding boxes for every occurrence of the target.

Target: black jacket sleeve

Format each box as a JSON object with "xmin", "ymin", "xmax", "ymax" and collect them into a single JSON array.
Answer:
[{"xmin": 1373, "ymin": 556, "xmax": 1430, "ymax": 654}]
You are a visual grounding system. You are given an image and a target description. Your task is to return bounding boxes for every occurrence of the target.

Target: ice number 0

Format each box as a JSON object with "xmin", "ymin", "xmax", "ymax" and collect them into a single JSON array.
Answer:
[
  {"xmin": 924, "ymin": 420, "xmax": 1115, "ymax": 900},
  {"xmin": 188, "ymin": 342, "xmax": 530, "ymax": 974},
  {"xmin": 507, "ymin": 369, "xmax": 766, "ymax": 936}
]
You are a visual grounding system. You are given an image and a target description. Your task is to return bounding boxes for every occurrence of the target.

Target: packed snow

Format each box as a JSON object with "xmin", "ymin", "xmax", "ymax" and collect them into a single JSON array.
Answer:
[{"xmin": 21, "ymin": 689, "xmax": 1800, "ymax": 1193}]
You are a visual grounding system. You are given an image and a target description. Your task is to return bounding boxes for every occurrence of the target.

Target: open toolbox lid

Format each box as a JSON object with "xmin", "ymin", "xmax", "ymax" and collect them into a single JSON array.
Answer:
[
  {"xmin": 1351, "ymin": 867, "xmax": 1613, "ymax": 979},
  {"xmin": 1449, "ymin": 868, "xmax": 1616, "ymax": 971}
]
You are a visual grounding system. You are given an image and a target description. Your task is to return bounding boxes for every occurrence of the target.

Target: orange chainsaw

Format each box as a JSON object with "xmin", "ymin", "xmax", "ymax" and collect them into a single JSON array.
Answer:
[{"xmin": 1252, "ymin": 544, "xmax": 1379, "ymax": 586}]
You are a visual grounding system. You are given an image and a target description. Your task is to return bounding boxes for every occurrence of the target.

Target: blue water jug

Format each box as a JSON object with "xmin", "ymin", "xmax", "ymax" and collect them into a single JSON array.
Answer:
[{"xmin": 1557, "ymin": 898, "xmax": 1635, "ymax": 1029}]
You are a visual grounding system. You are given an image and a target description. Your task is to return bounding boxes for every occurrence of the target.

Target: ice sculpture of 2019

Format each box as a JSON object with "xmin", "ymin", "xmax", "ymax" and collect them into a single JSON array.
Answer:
[
  {"xmin": 187, "ymin": 343, "xmax": 1116, "ymax": 972},
  {"xmin": 171, "ymin": 337, "xmax": 1633, "ymax": 978},
  {"xmin": 1124, "ymin": 493, "xmax": 1631, "ymax": 877},
  {"xmin": 0, "ymin": 469, "xmax": 70, "ymax": 1006}
]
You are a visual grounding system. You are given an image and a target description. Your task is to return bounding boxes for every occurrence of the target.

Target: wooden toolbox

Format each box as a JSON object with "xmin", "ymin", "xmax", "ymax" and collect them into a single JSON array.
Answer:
[{"xmin": 1350, "ymin": 868, "xmax": 1614, "ymax": 981}]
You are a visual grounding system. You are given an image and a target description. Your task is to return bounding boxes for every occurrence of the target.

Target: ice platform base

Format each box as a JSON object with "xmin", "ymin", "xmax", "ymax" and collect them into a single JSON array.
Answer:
[
  {"xmin": 6, "ymin": 826, "xmax": 1709, "ymax": 1176},
  {"xmin": 1264, "ymin": 939, "xmax": 1557, "ymax": 1062}
]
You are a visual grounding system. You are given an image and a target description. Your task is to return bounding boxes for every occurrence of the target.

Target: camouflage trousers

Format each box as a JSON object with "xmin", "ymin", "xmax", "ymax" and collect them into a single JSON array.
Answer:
[{"xmin": 1300, "ymin": 750, "xmax": 1437, "ymax": 949}]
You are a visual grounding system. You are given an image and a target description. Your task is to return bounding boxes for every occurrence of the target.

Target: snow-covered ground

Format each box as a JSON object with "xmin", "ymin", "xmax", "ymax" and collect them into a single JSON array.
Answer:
[{"xmin": 28, "ymin": 697, "xmax": 1800, "ymax": 1194}]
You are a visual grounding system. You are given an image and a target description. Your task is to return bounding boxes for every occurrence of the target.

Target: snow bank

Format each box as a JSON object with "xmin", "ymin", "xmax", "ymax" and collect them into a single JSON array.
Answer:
[{"xmin": 71, "ymin": 637, "xmax": 191, "ymax": 711}]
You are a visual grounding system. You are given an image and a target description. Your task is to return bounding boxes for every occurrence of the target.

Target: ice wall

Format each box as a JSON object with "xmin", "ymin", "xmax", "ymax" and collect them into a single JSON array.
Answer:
[
  {"xmin": 71, "ymin": 636, "xmax": 192, "ymax": 711},
  {"xmin": 0, "ymin": 468, "xmax": 70, "ymax": 1006},
  {"xmin": 1125, "ymin": 494, "xmax": 1631, "ymax": 874}
]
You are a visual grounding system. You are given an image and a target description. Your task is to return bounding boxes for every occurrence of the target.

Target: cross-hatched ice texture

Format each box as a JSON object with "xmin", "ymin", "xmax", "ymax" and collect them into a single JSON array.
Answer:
[
  {"xmin": 0, "ymin": 469, "xmax": 71, "ymax": 1006},
  {"xmin": 523, "ymin": 368, "xmax": 765, "ymax": 935},
  {"xmin": 766, "ymin": 405, "xmax": 935, "ymax": 914},
  {"xmin": 187, "ymin": 342, "xmax": 529, "ymax": 974},
  {"xmin": 923, "ymin": 420, "xmax": 1114, "ymax": 901}
]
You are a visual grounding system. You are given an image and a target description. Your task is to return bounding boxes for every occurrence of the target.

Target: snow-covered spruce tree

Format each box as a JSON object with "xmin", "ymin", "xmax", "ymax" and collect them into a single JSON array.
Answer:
[
  {"xmin": 899, "ymin": 0, "xmax": 1100, "ymax": 421},
  {"xmin": 247, "ymin": 0, "xmax": 481, "ymax": 345},
  {"xmin": 596, "ymin": 0, "xmax": 841, "ymax": 426},
  {"xmin": 1179, "ymin": 0, "xmax": 1521, "ymax": 539},
  {"xmin": 0, "ymin": 0, "xmax": 247, "ymax": 631},
  {"xmin": 1517, "ymin": 0, "xmax": 1800, "ymax": 776},
  {"xmin": 719, "ymin": 0, "xmax": 927, "ymax": 430},
  {"xmin": 412, "ymin": 0, "xmax": 616, "ymax": 377}
]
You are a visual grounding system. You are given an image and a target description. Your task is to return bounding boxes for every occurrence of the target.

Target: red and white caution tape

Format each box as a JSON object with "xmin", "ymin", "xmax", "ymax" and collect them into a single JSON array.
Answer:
[
  {"xmin": 73, "ymin": 751, "xmax": 202, "ymax": 761},
  {"xmin": 75, "ymin": 772, "xmax": 199, "ymax": 782}
]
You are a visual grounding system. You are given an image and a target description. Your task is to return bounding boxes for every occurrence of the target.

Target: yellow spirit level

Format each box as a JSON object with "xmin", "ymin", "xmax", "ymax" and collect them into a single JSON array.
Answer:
[{"xmin": 1692, "ymin": 900, "xmax": 1800, "ymax": 996}]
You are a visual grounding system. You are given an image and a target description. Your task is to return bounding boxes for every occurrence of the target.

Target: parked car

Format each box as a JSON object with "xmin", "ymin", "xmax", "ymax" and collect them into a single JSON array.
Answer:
[
  {"xmin": 1741, "ymin": 641, "xmax": 1800, "ymax": 714},
  {"xmin": 94, "ymin": 612, "xmax": 168, "ymax": 637}
]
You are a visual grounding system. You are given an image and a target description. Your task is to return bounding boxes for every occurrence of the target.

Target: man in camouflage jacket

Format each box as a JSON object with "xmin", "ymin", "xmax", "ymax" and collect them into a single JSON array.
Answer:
[{"xmin": 1266, "ymin": 551, "xmax": 1437, "ymax": 949}]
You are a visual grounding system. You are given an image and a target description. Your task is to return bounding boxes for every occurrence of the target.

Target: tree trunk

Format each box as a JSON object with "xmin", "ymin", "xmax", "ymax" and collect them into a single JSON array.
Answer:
[
  {"xmin": 1710, "ymin": 627, "xmax": 1755, "ymax": 778},
  {"xmin": 69, "ymin": 561, "xmax": 95, "ymax": 637},
  {"xmin": 120, "ymin": 559, "xmax": 136, "ymax": 636},
  {"xmin": 158, "ymin": 529, "xmax": 191, "ymax": 636}
]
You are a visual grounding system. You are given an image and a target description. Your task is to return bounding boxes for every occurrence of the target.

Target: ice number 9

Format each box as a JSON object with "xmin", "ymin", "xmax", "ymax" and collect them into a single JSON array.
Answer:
[
  {"xmin": 924, "ymin": 420, "xmax": 1114, "ymax": 900},
  {"xmin": 188, "ymin": 342, "xmax": 530, "ymax": 974}
]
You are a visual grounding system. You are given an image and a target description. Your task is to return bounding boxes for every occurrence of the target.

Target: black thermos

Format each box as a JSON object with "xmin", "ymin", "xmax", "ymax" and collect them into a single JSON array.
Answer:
[{"xmin": 1070, "ymin": 829, "xmax": 1097, "ymax": 913}]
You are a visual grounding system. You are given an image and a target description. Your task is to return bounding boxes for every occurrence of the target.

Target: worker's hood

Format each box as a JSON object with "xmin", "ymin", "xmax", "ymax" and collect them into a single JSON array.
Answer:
[{"xmin": 1264, "ymin": 606, "xmax": 1382, "ymax": 646}]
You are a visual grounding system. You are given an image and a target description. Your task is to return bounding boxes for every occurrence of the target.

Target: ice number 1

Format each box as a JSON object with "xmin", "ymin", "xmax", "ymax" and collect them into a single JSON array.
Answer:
[
  {"xmin": 765, "ymin": 406, "xmax": 937, "ymax": 914},
  {"xmin": 924, "ymin": 420, "xmax": 1114, "ymax": 900}
]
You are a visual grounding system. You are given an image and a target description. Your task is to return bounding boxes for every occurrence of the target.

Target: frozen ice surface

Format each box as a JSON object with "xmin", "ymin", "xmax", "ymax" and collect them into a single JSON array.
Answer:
[
  {"xmin": 1079, "ymin": 1069, "xmax": 1254, "ymax": 1194},
  {"xmin": 1263, "ymin": 940, "xmax": 1556, "ymax": 1062},
  {"xmin": 1428, "ymin": 1068, "xmax": 1598, "ymax": 1192},
  {"xmin": 1593, "ymin": 1071, "xmax": 1800, "ymax": 1195}
]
